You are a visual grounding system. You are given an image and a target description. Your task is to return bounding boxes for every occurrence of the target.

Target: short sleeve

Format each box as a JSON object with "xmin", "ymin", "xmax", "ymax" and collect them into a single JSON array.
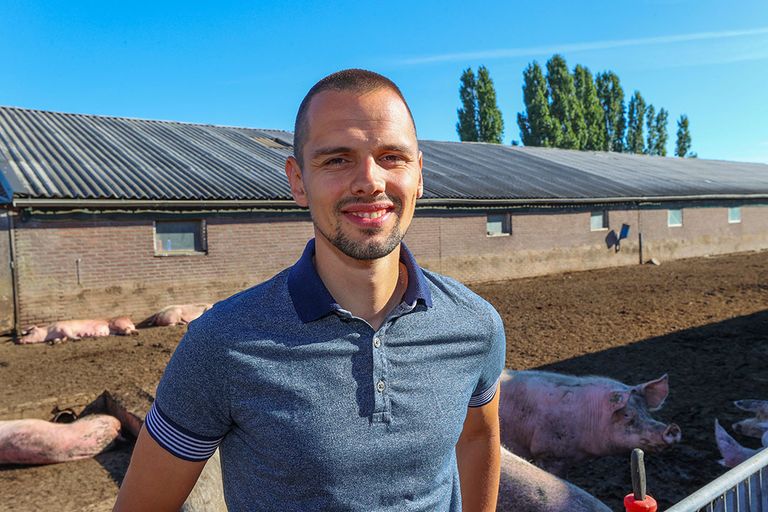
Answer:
[
  {"xmin": 145, "ymin": 316, "xmax": 231, "ymax": 461},
  {"xmin": 468, "ymin": 307, "xmax": 506, "ymax": 408}
]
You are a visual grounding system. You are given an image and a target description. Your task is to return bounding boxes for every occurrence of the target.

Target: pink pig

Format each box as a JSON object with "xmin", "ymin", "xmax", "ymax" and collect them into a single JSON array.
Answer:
[
  {"xmin": 17, "ymin": 319, "xmax": 111, "ymax": 344},
  {"xmin": 715, "ymin": 419, "xmax": 766, "ymax": 468},
  {"xmin": 498, "ymin": 445, "xmax": 611, "ymax": 512},
  {"xmin": 731, "ymin": 399, "xmax": 768, "ymax": 440},
  {"xmin": 17, "ymin": 317, "xmax": 138, "ymax": 344},
  {"xmin": 499, "ymin": 369, "xmax": 681, "ymax": 475},
  {"xmin": 0, "ymin": 414, "xmax": 121, "ymax": 465},
  {"xmin": 150, "ymin": 304, "xmax": 213, "ymax": 327}
]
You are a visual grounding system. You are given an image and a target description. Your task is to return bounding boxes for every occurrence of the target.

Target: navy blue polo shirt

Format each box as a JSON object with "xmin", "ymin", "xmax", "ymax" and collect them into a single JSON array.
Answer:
[{"xmin": 147, "ymin": 239, "xmax": 506, "ymax": 511}]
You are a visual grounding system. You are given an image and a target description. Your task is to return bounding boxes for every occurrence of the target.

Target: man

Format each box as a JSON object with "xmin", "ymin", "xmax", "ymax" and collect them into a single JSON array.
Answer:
[{"xmin": 114, "ymin": 69, "xmax": 506, "ymax": 511}]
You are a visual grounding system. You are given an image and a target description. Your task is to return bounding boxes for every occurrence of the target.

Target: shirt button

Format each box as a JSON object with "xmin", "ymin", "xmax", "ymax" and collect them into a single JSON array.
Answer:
[
  {"xmin": 376, "ymin": 380, "xmax": 385, "ymax": 393},
  {"xmin": 373, "ymin": 336, "xmax": 381, "ymax": 348}
]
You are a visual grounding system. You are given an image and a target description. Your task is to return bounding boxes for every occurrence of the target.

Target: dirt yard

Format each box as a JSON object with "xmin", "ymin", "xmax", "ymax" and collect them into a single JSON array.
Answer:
[{"xmin": 1, "ymin": 250, "xmax": 766, "ymax": 511}]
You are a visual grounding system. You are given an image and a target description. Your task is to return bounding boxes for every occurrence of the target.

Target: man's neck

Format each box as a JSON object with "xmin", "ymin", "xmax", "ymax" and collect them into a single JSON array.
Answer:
[{"xmin": 313, "ymin": 236, "xmax": 407, "ymax": 330}]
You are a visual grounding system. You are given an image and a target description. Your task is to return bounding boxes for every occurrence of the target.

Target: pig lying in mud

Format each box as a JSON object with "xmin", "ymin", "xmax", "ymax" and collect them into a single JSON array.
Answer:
[
  {"xmin": 499, "ymin": 370, "xmax": 681, "ymax": 476},
  {"xmin": 714, "ymin": 419, "xmax": 767, "ymax": 468},
  {"xmin": 498, "ymin": 445, "xmax": 610, "ymax": 512},
  {"xmin": 17, "ymin": 317, "xmax": 137, "ymax": 344},
  {"xmin": 715, "ymin": 399, "xmax": 768, "ymax": 468},
  {"xmin": 731, "ymin": 399, "xmax": 768, "ymax": 440},
  {"xmin": 147, "ymin": 304, "xmax": 213, "ymax": 327},
  {"xmin": 0, "ymin": 414, "xmax": 121, "ymax": 465}
]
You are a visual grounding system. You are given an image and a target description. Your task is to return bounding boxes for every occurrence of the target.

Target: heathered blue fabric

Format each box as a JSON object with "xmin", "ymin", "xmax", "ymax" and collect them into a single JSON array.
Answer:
[{"xmin": 153, "ymin": 239, "xmax": 506, "ymax": 511}]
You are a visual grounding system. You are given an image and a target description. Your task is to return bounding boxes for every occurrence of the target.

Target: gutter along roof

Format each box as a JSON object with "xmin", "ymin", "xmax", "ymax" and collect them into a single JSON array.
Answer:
[{"xmin": 2, "ymin": 106, "xmax": 768, "ymax": 208}]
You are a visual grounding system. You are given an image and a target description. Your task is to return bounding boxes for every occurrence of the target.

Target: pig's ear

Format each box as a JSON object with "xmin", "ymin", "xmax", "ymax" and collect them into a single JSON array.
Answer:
[
  {"xmin": 609, "ymin": 390, "xmax": 630, "ymax": 411},
  {"xmin": 636, "ymin": 374, "xmax": 669, "ymax": 411},
  {"xmin": 734, "ymin": 399, "xmax": 768, "ymax": 419}
]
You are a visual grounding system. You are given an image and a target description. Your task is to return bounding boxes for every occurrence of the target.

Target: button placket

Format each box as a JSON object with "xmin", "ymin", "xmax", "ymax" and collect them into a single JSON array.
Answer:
[{"xmin": 371, "ymin": 329, "xmax": 390, "ymax": 417}]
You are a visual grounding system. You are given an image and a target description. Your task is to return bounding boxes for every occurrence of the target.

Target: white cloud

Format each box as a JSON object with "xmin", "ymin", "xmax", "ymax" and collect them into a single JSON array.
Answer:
[{"xmin": 398, "ymin": 26, "xmax": 768, "ymax": 65}]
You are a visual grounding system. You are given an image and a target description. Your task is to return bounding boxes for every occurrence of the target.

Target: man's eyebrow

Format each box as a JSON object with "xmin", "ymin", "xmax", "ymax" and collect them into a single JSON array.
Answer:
[
  {"xmin": 310, "ymin": 147, "xmax": 353, "ymax": 159},
  {"xmin": 379, "ymin": 144, "xmax": 416, "ymax": 154}
]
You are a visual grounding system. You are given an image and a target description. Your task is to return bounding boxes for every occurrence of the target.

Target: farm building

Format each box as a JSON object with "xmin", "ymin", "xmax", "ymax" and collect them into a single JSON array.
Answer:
[{"xmin": 1, "ymin": 106, "xmax": 768, "ymax": 335}]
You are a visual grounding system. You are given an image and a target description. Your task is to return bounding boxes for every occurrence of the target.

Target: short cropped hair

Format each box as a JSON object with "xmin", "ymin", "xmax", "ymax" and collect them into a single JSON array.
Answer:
[{"xmin": 293, "ymin": 69, "xmax": 416, "ymax": 168}]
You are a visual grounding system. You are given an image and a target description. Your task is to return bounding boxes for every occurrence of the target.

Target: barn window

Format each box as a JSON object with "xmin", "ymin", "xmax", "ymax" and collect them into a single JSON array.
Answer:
[
  {"xmin": 590, "ymin": 211, "xmax": 608, "ymax": 231},
  {"xmin": 667, "ymin": 209, "xmax": 683, "ymax": 227},
  {"xmin": 486, "ymin": 213, "xmax": 511, "ymax": 236},
  {"xmin": 728, "ymin": 207, "xmax": 741, "ymax": 223},
  {"xmin": 154, "ymin": 220, "xmax": 207, "ymax": 255}
]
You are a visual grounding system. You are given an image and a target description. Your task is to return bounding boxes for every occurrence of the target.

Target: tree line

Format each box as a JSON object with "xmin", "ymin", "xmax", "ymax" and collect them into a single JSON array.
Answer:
[{"xmin": 456, "ymin": 55, "xmax": 694, "ymax": 158}]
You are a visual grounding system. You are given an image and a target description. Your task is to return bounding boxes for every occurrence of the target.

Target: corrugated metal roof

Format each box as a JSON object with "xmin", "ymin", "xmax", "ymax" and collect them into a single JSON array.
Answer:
[
  {"xmin": 0, "ymin": 107, "xmax": 294, "ymax": 202},
  {"xmin": 1, "ymin": 106, "xmax": 768, "ymax": 205},
  {"xmin": 419, "ymin": 141, "xmax": 768, "ymax": 200}
]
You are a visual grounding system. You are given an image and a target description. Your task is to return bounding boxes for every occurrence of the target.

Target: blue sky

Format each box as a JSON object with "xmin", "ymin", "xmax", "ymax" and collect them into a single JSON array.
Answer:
[{"xmin": 2, "ymin": 1, "xmax": 767, "ymax": 163}]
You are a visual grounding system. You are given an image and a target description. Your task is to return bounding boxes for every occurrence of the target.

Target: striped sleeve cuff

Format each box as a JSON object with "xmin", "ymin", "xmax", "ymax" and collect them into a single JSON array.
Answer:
[
  {"xmin": 468, "ymin": 376, "xmax": 500, "ymax": 408},
  {"xmin": 145, "ymin": 402, "xmax": 223, "ymax": 461}
]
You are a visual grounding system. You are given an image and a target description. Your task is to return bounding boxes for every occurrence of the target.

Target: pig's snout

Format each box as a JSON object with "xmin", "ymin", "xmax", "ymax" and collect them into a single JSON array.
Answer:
[{"xmin": 663, "ymin": 423, "xmax": 682, "ymax": 444}]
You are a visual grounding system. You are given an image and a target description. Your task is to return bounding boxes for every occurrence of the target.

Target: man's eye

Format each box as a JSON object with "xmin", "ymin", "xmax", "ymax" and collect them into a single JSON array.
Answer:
[
  {"xmin": 382, "ymin": 154, "xmax": 405, "ymax": 163},
  {"xmin": 325, "ymin": 157, "xmax": 348, "ymax": 166}
]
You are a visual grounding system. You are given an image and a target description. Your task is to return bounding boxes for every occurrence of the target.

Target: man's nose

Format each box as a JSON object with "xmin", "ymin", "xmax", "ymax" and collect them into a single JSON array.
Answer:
[{"xmin": 350, "ymin": 156, "xmax": 386, "ymax": 196}]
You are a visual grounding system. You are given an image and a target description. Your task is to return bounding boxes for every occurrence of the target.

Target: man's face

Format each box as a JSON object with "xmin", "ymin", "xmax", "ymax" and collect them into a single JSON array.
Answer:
[{"xmin": 286, "ymin": 88, "xmax": 423, "ymax": 260}]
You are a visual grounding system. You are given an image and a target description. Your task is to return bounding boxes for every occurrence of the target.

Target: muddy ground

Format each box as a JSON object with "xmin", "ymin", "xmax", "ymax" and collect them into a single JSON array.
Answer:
[{"xmin": 1, "ymin": 251, "xmax": 766, "ymax": 511}]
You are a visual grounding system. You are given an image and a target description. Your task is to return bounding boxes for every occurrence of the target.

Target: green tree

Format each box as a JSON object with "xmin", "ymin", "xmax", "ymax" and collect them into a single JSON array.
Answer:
[
  {"xmin": 675, "ymin": 114, "xmax": 692, "ymax": 157},
  {"xmin": 645, "ymin": 104, "xmax": 657, "ymax": 154},
  {"xmin": 476, "ymin": 66, "xmax": 505, "ymax": 143},
  {"xmin": 595, "ymin": 71, "xmax": 626, "ymax": 152},
  {"xmin": 517, "ymin": 61, "xmax": 556, "ymax": 147},
  {"xmin": 654, "ymin": 108, "xmax": 669, "ymax": 156},
  {"xmin": 625, "ymin": 91, "xmax": 646, "ymax": 154},
  {"xmin": 456, "ymin": 68, "xmax": 479, "ymax": 142},
  {"xmin": 546, "ymin": 54, "xmax": 585, "ymax": 149},
  {"xmin": 573, "ymin": 64, "xmax": 605, "ymax": 151}
]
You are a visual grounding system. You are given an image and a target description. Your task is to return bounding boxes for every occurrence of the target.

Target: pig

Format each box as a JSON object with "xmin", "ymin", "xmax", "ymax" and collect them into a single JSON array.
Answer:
[
  {"xmin": 108, "ymin": 316, "xmax": 138, "ymax": 335},
  {"xmin": 732, "ymin": 399, "xmax": 768, "ymax": 440},
  {"xmin": 0, "ymin": 414, "xmax": 121, "ymax": 465},
  {"xmin": 181, "ymin": 448, "xmax": 227, "ymax": 512},
  {"xmin": 497, "ymin": 445, "xmax": 611, "ymax": 512},
  {"xmin": 149, "ymin": 304, "xmax": 213, "ymax": 327},
  {"xmin": 499, "ymin": 370, "xmax": 681, "ymax": 476},
  {"xmin": 17, "ymin": 319, "xmax": 111, "ymax": 344},
  {"xmin": 714, "ymin": 419, "xmax": 766, "ymax": 468},
  {"xmin": 16, "ymin": 316, "xmax": 138, "ymax": 344}
]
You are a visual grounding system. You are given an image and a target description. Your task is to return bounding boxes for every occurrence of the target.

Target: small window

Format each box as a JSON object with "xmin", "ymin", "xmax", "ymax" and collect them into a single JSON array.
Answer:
[
  {"xmin": 486, "ymin": 213, "xmax": 511, "ymax": 236},
  {"xmin": 667, "ymin": 209, "xmax": 683, "ymax": 227},
  {"xmin": 590, "ymin": 211, "xmax": 608, "ymax": 231},
  {"xmin": 728, "ymin": 207, "xmax": 741, "ymax": 224},
  {"xmin": 154, "ymin": 220, "xmax": 207, "ymax": 255}
]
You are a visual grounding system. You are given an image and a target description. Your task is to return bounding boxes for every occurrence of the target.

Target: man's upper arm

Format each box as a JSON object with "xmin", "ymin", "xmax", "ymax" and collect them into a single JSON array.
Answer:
[
  {"xmin": 113, "ymin": 426, "xmax": 208, "ymax": 512},
  {"xmin": 462, "ymin": 384, "xmax": 501, "ymax": 441}
]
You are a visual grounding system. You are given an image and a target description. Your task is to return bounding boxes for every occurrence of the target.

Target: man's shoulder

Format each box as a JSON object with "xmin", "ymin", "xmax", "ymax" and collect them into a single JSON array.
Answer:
[
  {"xmin": 420, "ymin": 268, "xmax": 499, "ymax": 319},
  {"xmin": 185, "ymin": 268, "xmax": 295, "ymax": 342}
]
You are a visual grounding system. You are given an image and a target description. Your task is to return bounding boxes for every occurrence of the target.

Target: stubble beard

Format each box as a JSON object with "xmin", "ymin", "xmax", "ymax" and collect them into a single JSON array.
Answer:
[{"xmin": 314, "ymin": 196, "xmax": 406, "ymax": 260}]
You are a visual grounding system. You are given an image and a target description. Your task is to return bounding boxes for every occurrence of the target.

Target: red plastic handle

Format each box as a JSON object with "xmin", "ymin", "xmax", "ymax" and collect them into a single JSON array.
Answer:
[{"xmin": 624, "ymin": 493, "xmax": 658, "ymax": 512}]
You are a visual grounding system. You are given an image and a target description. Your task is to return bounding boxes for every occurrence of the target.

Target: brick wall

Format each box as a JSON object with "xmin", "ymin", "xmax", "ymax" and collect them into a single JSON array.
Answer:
[
  {"xmin": 11, "ymin": 204, "xmax": 768, "ymax": 327},
  {"xmin": 13, "ymin": 214, "xmax": 314, "ymax": 327}
]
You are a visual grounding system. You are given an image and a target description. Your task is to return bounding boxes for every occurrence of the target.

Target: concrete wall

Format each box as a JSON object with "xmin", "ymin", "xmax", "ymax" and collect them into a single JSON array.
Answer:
[
  {"xmin": 11, "ymin": 204, "xmax": 768, "ymax": 328},
  {"xmin": 0, "ymin": 211, "xmax": 14, "ymax": 332}
]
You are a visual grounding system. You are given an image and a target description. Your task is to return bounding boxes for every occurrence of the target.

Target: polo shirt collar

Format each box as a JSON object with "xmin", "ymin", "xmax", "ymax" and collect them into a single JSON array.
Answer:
[{"xmin": 287, "ymin": 238, "xmax": 433, "ymax": 323}]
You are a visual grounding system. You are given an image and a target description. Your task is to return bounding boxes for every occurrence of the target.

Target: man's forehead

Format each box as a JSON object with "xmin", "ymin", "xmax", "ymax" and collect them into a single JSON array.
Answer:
[{"xmin": 305, "ymin": 88, "xmax": 414, "ymax": 131}]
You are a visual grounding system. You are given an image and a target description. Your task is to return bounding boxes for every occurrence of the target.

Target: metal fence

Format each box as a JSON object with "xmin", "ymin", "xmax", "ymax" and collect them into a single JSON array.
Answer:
[{"xmin": 665, "ymin": 448, "xmax": 768, "ymax": 512}]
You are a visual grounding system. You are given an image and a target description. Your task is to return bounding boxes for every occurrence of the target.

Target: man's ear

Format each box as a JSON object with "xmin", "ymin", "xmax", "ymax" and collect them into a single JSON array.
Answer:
[
  {"xmin": 416, "ymin": 150, "xmax": 424, "ymax": 199},
  {"xmin": 285, "ymin": 156, "xmax": 309, "ymax": 207}
]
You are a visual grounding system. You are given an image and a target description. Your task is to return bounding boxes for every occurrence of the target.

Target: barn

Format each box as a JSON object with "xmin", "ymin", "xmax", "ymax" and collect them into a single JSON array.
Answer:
[{"xmin": 1, "ymin": 105, "xmax": 768, "ymax": 335}]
